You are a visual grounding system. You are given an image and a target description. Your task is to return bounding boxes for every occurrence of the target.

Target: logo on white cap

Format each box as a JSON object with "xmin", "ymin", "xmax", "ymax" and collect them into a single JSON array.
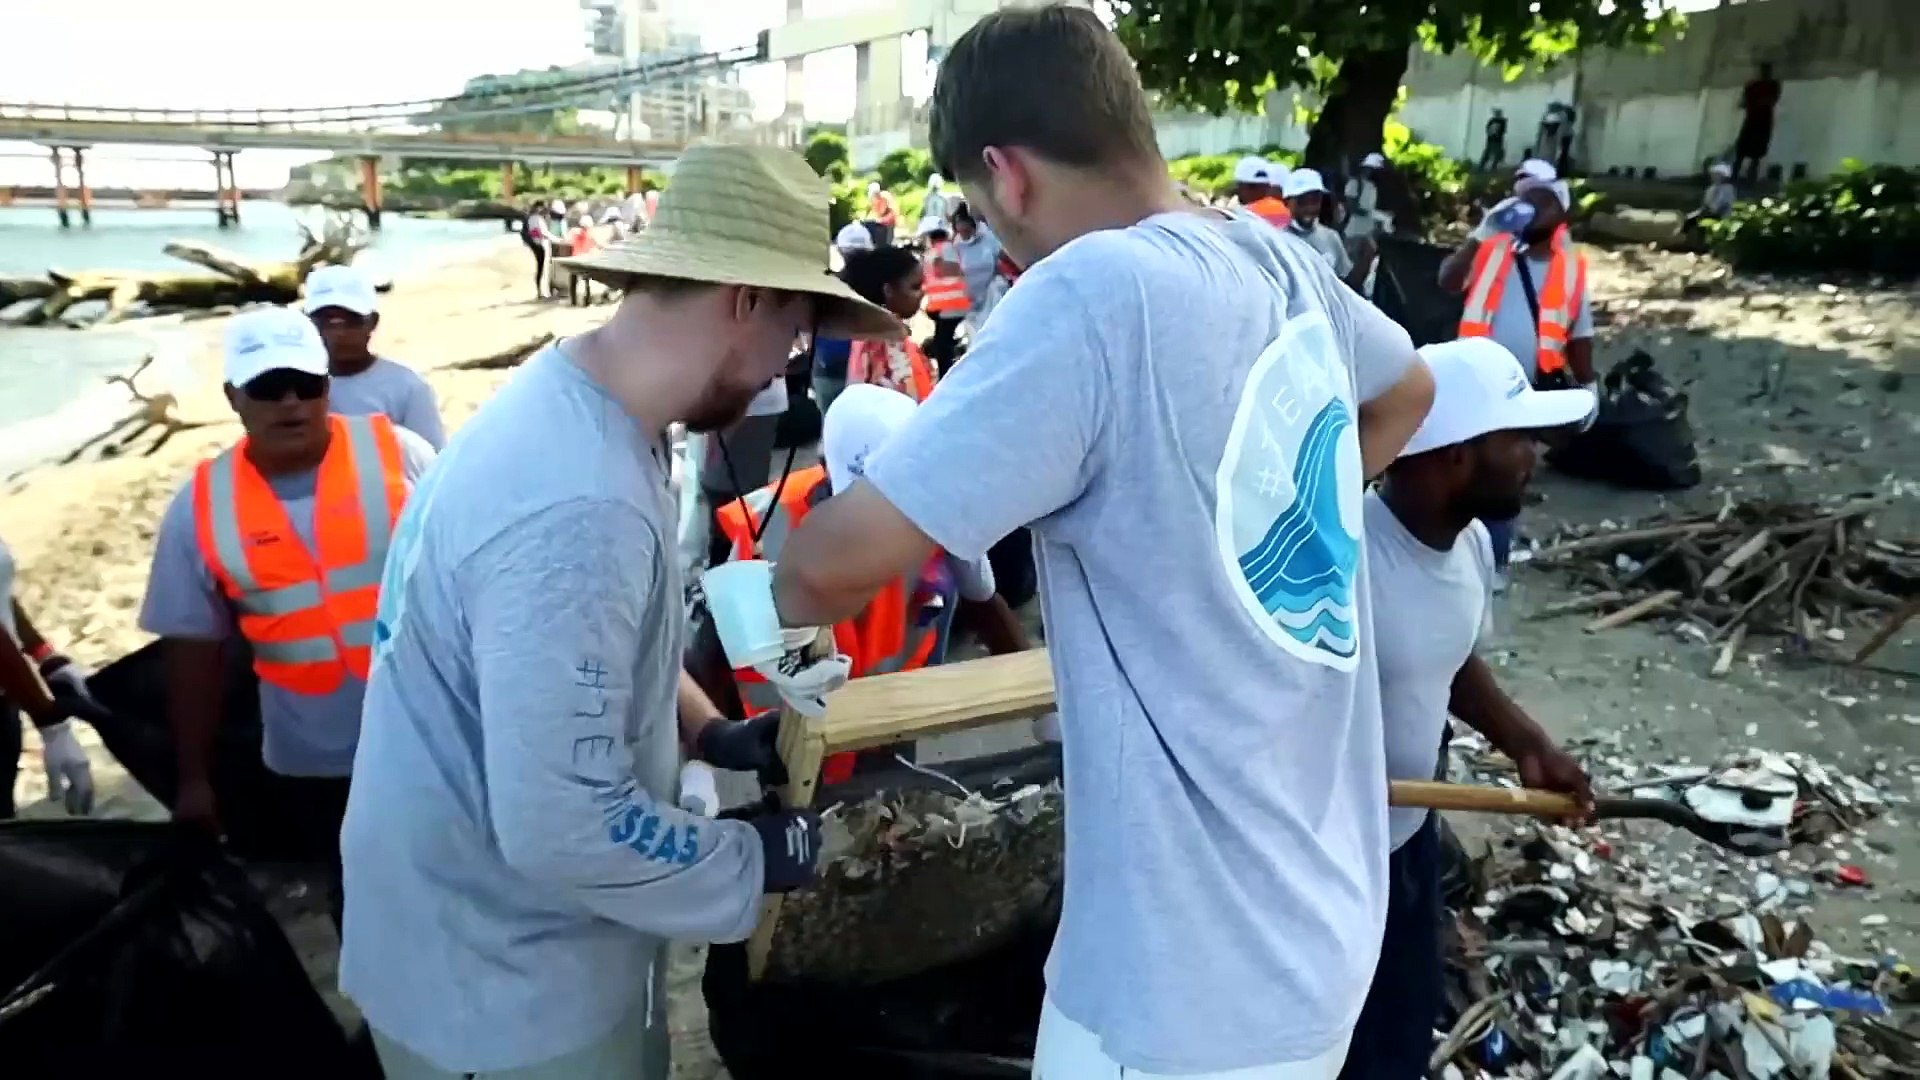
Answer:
[{"xmin": 223, "ymin": 306, "xmax": 330, "ymax": 387}]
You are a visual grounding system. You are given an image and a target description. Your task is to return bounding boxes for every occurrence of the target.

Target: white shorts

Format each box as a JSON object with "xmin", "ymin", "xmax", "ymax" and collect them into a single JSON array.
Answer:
[{"xmin": 1033, "ymin": 996, "xmax": 1350, "ymax": 1080}]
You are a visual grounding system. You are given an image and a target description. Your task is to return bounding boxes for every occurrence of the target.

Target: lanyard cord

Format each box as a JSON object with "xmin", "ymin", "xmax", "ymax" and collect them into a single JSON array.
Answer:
[{"xmin": 716, "ymin": 313, "xmax": 819, "ymax": 552}]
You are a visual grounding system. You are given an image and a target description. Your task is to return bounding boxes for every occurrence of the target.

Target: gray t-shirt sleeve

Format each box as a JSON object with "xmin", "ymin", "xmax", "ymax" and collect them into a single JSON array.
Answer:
[
  {"xmin": 862, "ymin": 262, "xmax": 1107, "ymax": 562},
  {"xmin": 398, "ymin": 373, "xmax": 448, "ymax": 449},
  {"xmin": 137, "ymin": 482, "xmax": 231, "ymax": 641},
  {"xmin": 459, "ymin": 498, "xmax": 763, "ymax": 943}
]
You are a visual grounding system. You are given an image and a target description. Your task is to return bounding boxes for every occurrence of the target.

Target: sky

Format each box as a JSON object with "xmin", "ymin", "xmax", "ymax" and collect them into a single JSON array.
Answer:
[{"xmin": 0, "ymin": 0, "xmax": 892, "ymax": 188}]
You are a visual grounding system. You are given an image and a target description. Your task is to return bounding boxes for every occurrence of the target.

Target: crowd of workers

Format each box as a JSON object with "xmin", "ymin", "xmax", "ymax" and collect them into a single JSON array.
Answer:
[{"xmin": 0, "ymin": 4, "xmax": 1647, "ymax": 1078}]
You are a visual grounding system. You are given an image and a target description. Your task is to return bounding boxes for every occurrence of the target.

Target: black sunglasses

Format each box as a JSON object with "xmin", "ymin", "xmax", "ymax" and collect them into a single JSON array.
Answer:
[
  {"xmin": 309, "ymin": 308, "xmax": 372, "ymax": 330},
  {"xmin": 243, "ymin": 369, "xmax": 329, "ymax": 402}
]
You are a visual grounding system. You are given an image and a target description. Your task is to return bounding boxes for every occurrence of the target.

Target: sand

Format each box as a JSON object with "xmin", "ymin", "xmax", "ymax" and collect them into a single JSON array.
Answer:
[{"xmin": 2, "ymin": 236, "xmax": 1915, "ymax": 1075}]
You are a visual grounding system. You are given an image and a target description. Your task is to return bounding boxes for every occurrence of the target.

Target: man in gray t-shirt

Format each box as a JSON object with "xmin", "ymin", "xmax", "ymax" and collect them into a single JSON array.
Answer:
[
  {"xmin": 771, "ymin": 10, "xmax": 1436, "ymax": 1077},
  {"xmin": 303, "ymin": 264, "xmax": 447, "ymax": 447},
  {"xmin": 337, "ymin": 144, "xmax": 906, "ymax": 1079}
]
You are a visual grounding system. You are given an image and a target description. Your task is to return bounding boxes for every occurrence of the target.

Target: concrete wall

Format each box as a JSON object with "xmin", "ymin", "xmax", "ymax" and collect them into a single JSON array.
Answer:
[{"xmin": 1399, "ymin": 0, "xmax": 1920, "ymax": 177}]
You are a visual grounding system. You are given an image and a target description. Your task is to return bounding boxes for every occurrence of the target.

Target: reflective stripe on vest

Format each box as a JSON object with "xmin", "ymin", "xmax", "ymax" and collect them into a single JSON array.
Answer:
[
  {"xmin": 923, "ymin": 243, "xmax": 970, "ymax": 314},
  {"xmin": 194, "ymin": 413, "xmax": 406, "ymax": 692},
  {"xmin": 1457, "ymin": 226, "xmax": 1586, "ymax": 376}
]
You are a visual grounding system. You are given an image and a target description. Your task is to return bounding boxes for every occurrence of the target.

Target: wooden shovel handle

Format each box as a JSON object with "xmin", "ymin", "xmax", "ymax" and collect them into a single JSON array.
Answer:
[{"xmin": 1389, "ymin": 780, "xmax": 1583, "ymax": 818}]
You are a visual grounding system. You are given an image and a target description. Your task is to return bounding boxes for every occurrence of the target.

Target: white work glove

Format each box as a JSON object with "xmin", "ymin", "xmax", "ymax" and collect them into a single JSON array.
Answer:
[
  {"xmin": 1470, "ymin": 197, "xmax": 1520, "ymax": 242},
  {"xmin": 39, "ymin": 720, "xmax": 96, "ymax": 816},
  {"xmin": 678, "ymin": 761, "xmax": 720, "ymax": 818},
  {"xmin": 751, "ymin": 627, "xmax": 852, "ymax": 719}
]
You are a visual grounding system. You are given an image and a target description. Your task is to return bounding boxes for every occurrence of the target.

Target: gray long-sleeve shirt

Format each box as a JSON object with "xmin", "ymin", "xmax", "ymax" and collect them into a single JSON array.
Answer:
[{"xmin": 339, "ymin": 347, "xmax": 763, "ymax": 1073}]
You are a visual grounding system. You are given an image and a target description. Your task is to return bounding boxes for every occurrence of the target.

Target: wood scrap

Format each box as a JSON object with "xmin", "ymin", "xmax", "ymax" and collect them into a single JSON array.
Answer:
[
  {"xmin": 1586, "ymin": 589, "xmax": 1681, "ymax": 632},
  {"xmin": 1533, "ymin": 498, "xmax": 1915, "ymax": 662}
]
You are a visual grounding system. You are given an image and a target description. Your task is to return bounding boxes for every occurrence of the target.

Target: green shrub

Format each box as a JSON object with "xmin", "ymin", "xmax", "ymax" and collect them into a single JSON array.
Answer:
[
  {"xmin": 876, "ymin": 148, "xmax": 936, "ymax": 190},
  {"xmin": 1706, "ymin": 162, "xmax": 1920, "ymax": 277},
  {"xmin": 1382, "ymin": 119, "xmax": 1468, "ymax": 226},
  {"xmin": 805, "ymin": 131, "xmax": 851, "ymax": 178},
  {"xmin": 1168, "ymin": 148, "xmax": 1302, "ymax": 199}
]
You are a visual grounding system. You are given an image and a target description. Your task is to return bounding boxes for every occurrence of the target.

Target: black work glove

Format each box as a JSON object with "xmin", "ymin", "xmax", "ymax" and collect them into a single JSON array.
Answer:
[
  {"xmin": 748, "ymin": 809, "xmax": 823, "ymax": 893},
  {"xmin": 697, "ymin": 714, "xmax": 787, "ymax": 785}
]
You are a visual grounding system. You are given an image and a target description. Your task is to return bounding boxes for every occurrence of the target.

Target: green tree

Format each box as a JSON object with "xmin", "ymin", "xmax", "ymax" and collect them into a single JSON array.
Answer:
[
  {"xmin": 1112, "ymin": 0, "xmax": 1682, "ymax": 173},
  {"xmin": 805, "ymin": 131, "xmax": 852, "ymax": 180},
  {"xmin": 876, "ymin": 147, "xmax": 934, "ymax": 190}
]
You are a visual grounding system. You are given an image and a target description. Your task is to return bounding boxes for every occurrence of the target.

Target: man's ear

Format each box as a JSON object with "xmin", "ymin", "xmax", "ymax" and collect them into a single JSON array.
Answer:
[
  {"xmin": 223, "ymin": 384, "xmax": 243, "ymax": 413},
  {"xmin": 366, "ymin": 312, "xmax": 381, "ymax": 332}
]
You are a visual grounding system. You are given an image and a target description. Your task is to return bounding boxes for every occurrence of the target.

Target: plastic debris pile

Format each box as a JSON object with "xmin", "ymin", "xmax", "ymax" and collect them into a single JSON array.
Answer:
[{"xmin": 1434, "ymin": 734, "xmax": 1917, "ymax": 1078}]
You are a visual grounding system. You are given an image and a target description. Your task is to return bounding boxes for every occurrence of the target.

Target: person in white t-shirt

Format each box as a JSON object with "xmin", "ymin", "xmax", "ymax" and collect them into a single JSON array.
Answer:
[
  {"xmin": 303, "ymin": 265, "xmax": 447, "ymax": 448},
  {"xmin": 1343, "ymin": 336, "xmax": 1595, "ymax": 1078},
  {"xmin": 1283, "ymin": 168, "xmax": 1374, "ymax": 291}
]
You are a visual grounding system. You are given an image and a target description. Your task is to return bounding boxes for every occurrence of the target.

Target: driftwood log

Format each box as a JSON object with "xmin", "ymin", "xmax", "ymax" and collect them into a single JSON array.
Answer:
[{"xmin": 0, "ymin": 214, "xmax": 366, "ymax": 328}]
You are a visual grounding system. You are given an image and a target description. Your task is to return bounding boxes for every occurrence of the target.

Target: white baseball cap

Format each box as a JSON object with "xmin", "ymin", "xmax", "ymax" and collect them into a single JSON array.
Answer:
[
  {"xmin": 1232, "ymin": 155, "xmax": 1272, "ymax": 185},
  {"xmin": 1362, "ymin": 152, "xmax": 1388, "ymax": 169},
  {"xmin": 1400, "ymin": 338, "xmax": 1597, "ymax": 457},
  {"xmin": 1709, "ymin": 161, "xmax": 1733, "ymax": 178},
  {"xmin": 823, "ymin": 383, "xmax": 918, "ymax": 494},
  {"xmin": 224, "ymin": 306, "xmax": 329, "ymax": 387},
  {"xmin": 1281, "ymin": 167, "xmax": 1328, "ymax": 199},
  {"xmin": 1515, "ymin": 158, "xmax": 1557, "ymax": 183},
  {"xmin": 300, "ymin": 264, "xmax": 378, "ymax": 316},
  {"xmin": 835, "ymin": 222, "xmax": 875, "ymax": 252}
]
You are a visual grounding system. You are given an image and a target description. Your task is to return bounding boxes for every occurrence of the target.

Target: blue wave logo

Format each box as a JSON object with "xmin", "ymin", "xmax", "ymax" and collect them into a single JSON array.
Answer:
[
  {"xmin": 1235, "ymin": 398, "xmax": 1357, "ymax": 658},
  {"xmin": 1213, "ymin": 313, "xmax": 1363, "ymax": 670}
]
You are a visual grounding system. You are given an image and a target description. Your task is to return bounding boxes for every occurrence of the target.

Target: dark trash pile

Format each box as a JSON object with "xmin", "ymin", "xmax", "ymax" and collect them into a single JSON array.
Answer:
[{"xmin": 1435, "ymin": 735, "xmax": 1917, "ymax": 1078}]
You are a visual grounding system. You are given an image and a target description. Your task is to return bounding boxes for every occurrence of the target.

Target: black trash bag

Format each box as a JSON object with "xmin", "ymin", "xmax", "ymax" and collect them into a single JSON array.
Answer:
[
  {"xmin": 705, "ymin": 745, "xmax": 1061, "ymax": 1080},
  {"xmin": 0, "ymin": 821, "xmax": 371, "ymax": 1077},
  {"xmin": 1547, "ymin": 351, "xmax": 1703, "ymax": 491},
  {"xmin": 1373, "ymin": 238, "xmax": 1465, "ymax": 348},
  {"xmin": 80, "ymin": 642, "xmax": 308, "ymax": 860}
]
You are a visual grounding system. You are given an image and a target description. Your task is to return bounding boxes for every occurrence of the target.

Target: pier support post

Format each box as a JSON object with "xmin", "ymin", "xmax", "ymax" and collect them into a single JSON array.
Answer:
[
  {"xmin": 212, "ymin": 151, "xmax": 243, "ymax": 227},
  {"xmin": 500, "ymin": 161, "xmax": 516, "ymax": 200},
  {"xmin": 626, "ymin": 164, "xmax": 641, "ymax": 196},
  {"xmin": 359, "ymin": 156, "xmax": 383, "ymax": 231},
  {"xmin": 51, "ymin": 147, "xmax": 71, "ymax": 229},
  {"xmin": 73, "ymin": 147, "xmax": 93, "ymax": 226}
]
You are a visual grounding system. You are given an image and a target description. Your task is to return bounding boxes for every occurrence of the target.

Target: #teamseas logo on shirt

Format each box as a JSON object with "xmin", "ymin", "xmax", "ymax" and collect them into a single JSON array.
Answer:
[{"xmin": 1213, "ymin": 311, "xmax": 1363, "ymax": 671}]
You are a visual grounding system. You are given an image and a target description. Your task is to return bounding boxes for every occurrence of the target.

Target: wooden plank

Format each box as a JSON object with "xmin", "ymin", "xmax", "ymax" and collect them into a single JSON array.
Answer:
[
  {"xmin": 1852, "ymin": 595, "xmax": 1920, "ymax": 666},
  {"xmin": 816, "ymin": 647, "xmax": 1056, "ymax": 754},
  {"xmin": 1584, "ymin": 589, "xmax": 1682, "ymax": 632},
  {"xmin": 1701, "ymin": 529, "xmax": 1771, "ymax": 591}
]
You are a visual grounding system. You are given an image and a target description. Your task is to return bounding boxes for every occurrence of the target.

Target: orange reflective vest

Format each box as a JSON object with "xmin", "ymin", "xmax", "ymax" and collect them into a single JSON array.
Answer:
[
  {"xmin": 714, "ymin": 467, "xmax": 943, "ymax": 784},
  {"xmin": 191, "ymin": 413, "xmax": 409, "ymax": 695},
  {"xmin": 1245, "ymin": 196, "xmax": 1293, "ymax": 229},
  {"xmin": 923, "ymin": 241, "xmax": 970, "ymax": 315},
  {"xmin": 1458, "ymin": 225, "xmax": 1588, "ymax": 377}
]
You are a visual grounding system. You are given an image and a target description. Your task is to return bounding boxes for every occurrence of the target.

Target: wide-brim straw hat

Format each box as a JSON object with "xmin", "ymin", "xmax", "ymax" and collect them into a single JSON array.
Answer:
[{"xmin": 559, "ymin": 143, "xmax": 904, "ymax": 341}]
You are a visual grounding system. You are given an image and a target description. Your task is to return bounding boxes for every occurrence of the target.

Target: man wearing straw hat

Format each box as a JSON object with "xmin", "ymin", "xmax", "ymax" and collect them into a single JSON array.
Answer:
[
  {"xmin": 337, "ymin": 143, "xmax": 903, "ymax": 1080},
  {"xmin": 771, "ymin": 7, "xmax": 1435, "ymax": 1078}
]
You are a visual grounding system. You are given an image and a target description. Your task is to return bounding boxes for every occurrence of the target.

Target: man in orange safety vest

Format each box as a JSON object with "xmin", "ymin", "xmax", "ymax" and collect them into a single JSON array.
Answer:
[
  {"xmin": 138, "ymin": 306, "xmax": 437, "ymax": 925},
  {"xmin": 709, "ymin": 385, "xmax": 1030, "ymax": 783}
]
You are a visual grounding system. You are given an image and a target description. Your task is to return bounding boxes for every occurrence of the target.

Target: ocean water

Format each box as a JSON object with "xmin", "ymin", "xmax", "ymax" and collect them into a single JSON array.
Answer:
[{"xmin": 0, "ymin": 202, "xmax": 500, "ymax": 476}]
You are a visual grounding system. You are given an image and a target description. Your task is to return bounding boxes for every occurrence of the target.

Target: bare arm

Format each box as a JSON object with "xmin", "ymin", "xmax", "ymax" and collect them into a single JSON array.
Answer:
[
  {"xmin": 1449, "ymin": 653, "xmax": 1593, "ymax": 811},
  {"xmin": 1438, "ymin": 237, "xmax": 1482, "ymax": 294},
  {"xmin": 1357, "ymin": 357, "xmax": 1435, "ymax": 480},
  {"xmin": 774, "ymin": 482, "xmax": 936, "ymax": 628},
  {"xmin": 166, "ymin": 638, "xmax": 226, "ymax": 790},
  {"xmin": 1566, "ymin": 338, "xmax": 1596, "ymax": 386},
  {"xmin": 675, "ymin": 669, "xmax": 728, "ymax": 753},
  {"xmin": 1, "ymin": 602, "xmax": 58, "ymax": 724},
  {"xmin": 956, "ymin": 595, "xmax": 1030, "ymax": 656}
]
